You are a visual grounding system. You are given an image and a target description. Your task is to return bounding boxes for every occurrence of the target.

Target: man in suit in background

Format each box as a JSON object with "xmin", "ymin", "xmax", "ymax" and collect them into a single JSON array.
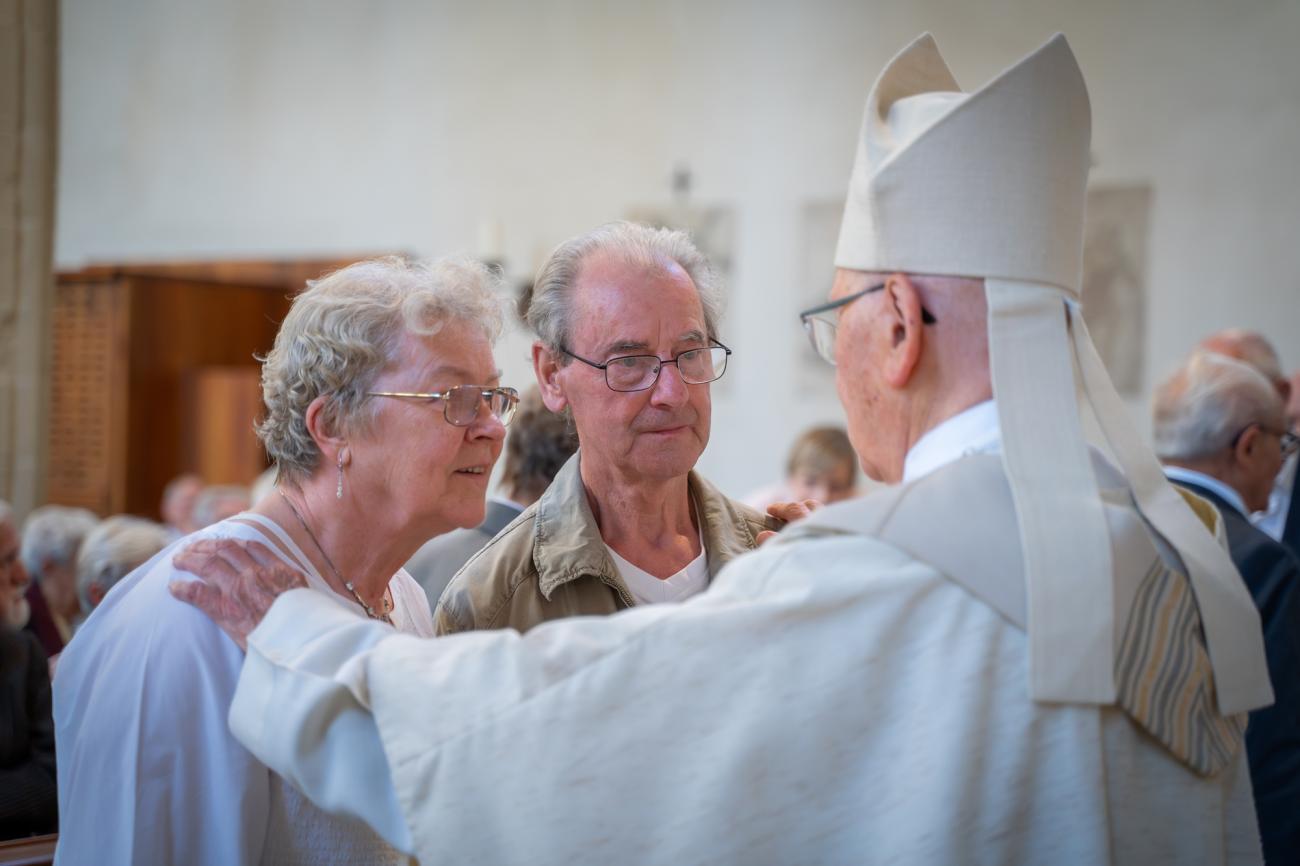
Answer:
[
  {"xmin": 1198, "ymin": 329, "xmax": 1299, "ymax": 559},
  {"xmin": 1156, "ymin": 350, "xmax": 1300, "ymax": 864},
  {"xmin": 405, "ymin": 387, "xmax": 577, "ymax": 609}
]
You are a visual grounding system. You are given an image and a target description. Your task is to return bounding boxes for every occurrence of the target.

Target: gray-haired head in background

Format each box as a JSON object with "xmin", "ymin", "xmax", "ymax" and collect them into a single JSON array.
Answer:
[
  {"xmin": 76, "ymin": 515, "xmax": 171, "ymax": 614},
  {"xmin": 1198, "ymin": 329, "xmax": 1290, "ymax": 401},
  {"xmin": 1154, "ymin": 351, "xmax": 1285, "ymax": 462},
  {"xmin": 20, "ymin": 505, "xmax": 99, "ymax": 580}
]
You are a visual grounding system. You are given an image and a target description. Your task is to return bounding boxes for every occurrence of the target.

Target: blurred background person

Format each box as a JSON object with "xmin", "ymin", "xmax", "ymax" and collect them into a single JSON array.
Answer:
[
  {"xmin": 160, "ymin": 473, "xmax": 203, "ymax": 540},
  {"xmin": 19, "ymin": 506, "xmax": 98, "ymax": 657},
  {"xmin": 190, "ymin": 484, "xmax": 251, "ymax": 530},
  {"xmin": 75, "ymin": 516, "xmax": 171, "ymax": 615},
  {"xmin": 53, "ymin": 256, "xmax": 514, "ymax": 865},
  {"xmin": 406, "ymin": 386, "xmax": 578, "ymax": 609},
  {"xmin": 1154, "ymin": 350, "xmax": 1300, "ymax": 863},
  {"xmin": 1197, "ymin": 329, "xmax": 1298, "ymax": 557},
  {"xmin": 745, "ymin": 424, "xmax": 859, "ymax": 511},
  {"xmin": 0, "ymin": 500, "xmax": 58, "ymax": 841}
]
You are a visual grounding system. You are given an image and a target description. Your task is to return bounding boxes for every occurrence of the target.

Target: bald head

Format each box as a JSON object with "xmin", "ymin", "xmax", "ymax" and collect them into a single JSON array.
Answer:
[{"xmin": 1198, "ymin": 329, "xmax": 1287, "ymax": 398}]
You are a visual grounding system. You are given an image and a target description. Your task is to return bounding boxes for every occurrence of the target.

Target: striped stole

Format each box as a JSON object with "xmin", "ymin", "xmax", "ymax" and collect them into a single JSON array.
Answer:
[
  {"xmin": 779, "ymin": 454, "xmax": 1246, "ymax": 776},
  {"xmin": 1115, "ymin": 554, "xmax": 1245, "ymax": 774}
]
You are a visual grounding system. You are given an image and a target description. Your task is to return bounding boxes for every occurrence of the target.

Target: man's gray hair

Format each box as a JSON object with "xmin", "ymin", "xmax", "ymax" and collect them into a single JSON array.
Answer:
[
  {"xmin": 258, "ymin": 256, "xmax": 505, "ymax": 483},
  {"xmin": 76, "ymin": 516, "xmax": 171, "ymax": 614},
  {"xmin": 1153, "ymin": 351, "xmax": 1285, "ymax": 460},
  {"xmin": 525, "ymin": 221, "xmax": 723, "ymax": 356},
  {"xmin": 20, "ymin": 505, "xmax": 99, "ymax": 578}
]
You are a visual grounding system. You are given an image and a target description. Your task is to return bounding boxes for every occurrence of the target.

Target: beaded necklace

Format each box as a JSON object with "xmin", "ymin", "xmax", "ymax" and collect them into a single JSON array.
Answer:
[{"xmin": 278, "ymin": 490, "xmax": 393, "ymax": 624}]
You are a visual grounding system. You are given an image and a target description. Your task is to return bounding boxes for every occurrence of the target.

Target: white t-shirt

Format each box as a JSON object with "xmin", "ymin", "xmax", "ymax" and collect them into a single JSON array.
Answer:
[{"xmin": 605, "ymin": 537, "xmax": 708, "ymax": 605}]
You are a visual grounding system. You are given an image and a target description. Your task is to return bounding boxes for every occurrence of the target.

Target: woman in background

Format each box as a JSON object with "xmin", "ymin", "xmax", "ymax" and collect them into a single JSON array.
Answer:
[{"xmin": 745, "ymin": 425, "xmax": 860, "ymax": 512}]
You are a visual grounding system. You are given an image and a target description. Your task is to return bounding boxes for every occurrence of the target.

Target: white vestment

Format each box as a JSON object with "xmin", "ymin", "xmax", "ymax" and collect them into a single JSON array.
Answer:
[
  {"xmin": 53, "ymin": 514, "xmax": 430, "ymax": 866},
  {"xmin": 227, "ymin": 407, "xmax": 1263, "ymax": 865}
]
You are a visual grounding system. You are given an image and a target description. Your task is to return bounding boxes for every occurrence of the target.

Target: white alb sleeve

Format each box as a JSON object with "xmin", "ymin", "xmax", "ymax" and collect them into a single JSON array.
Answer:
[{"xmin": 228, "ymin": 588, "xmax": 416, "ymax": 855}]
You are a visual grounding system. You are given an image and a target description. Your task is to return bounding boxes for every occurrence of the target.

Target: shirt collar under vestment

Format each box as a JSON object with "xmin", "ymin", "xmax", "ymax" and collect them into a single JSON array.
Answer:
[
  {"xmin": 1162, "ymin": 466, "xmax": 1250, "ymax": 519},
  {"xmin": 902, "ymin": 399, "xmax": 1002, "ymax": 484}
]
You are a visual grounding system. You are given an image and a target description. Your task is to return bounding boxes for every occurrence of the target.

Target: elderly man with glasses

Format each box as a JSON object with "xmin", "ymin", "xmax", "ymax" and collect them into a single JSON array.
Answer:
[
  {"xmin": 1154, "ymin": 350, "xmax": 1300, "ymax": 863},
  {"xmin": 1196, "ymin": 328, "xmax": 1300, "ymax": 559},
  {"xmin": 434, "ymin": 221, "xmax": 781, "ymax": 635}
]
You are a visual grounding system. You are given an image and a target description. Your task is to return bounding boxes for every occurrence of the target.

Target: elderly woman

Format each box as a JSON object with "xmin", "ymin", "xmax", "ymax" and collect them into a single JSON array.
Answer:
[{"xmin": 53, "ymin": 257, "xmax": 516, "ymax": 865}]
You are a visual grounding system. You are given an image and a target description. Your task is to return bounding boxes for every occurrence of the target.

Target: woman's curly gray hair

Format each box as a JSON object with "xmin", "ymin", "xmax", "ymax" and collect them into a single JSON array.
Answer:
[{"xmin": 258, "ymin": 256, "xmax": 504, "ymax": 483}]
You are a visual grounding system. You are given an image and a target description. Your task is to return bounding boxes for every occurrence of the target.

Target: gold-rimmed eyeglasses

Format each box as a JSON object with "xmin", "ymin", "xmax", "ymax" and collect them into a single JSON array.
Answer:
[{"xmin": 366, "ymin": 386, "xmax": 519, "ymax": 427}]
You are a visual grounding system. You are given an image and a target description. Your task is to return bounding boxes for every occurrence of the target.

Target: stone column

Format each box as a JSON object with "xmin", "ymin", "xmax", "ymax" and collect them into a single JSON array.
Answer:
[{"xmin": 0, "ymin": 0, "xmax": 58, "ymax": 516}]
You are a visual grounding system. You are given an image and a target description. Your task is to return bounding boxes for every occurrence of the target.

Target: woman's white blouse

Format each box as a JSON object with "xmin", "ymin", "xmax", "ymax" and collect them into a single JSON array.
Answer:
[{"xmin": 52, "ymin": 514, "xmax": 430, "ymax": 866}]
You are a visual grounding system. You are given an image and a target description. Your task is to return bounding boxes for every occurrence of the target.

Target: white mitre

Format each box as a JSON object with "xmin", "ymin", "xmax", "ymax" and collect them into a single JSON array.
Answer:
[{"xmin": 836, "ymin": 33, "xmax": 1272, "ymax": 714}]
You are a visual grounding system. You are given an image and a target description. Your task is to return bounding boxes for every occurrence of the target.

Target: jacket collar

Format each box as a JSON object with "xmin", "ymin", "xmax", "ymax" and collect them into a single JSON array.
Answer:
[
  {"xmin": 532, "ymin": 451, "xmax": 762, "ymax": 601},
  {"xmin": 1163, "ymin": 468, "xmax": 1249, "ymax": 519}
]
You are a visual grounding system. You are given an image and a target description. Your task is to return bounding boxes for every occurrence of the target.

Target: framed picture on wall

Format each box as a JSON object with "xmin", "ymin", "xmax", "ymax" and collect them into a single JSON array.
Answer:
[{"xmin": 1081, "ymin": 184, "xmax": 1153, "ymax": 396}]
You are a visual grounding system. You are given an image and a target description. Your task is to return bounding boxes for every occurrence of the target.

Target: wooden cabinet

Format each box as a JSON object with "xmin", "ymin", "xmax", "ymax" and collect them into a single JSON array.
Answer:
[{"xmin": 47, "ymin": 259, "xmax": 377, "ymax": 518}]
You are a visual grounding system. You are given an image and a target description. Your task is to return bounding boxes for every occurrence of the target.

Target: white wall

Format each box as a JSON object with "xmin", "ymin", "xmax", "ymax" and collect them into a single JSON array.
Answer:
[{"xmin": 58, "ymin": 0, "xmax": 1300, "ymax": 498}]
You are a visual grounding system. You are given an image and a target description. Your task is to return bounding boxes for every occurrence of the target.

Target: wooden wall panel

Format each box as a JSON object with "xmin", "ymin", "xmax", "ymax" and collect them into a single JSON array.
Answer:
[
  {"xmin": 47, "ymin": 257, "xmax": 380, "ymax": 518},
  {"xmin": 47, "ymin": 280, "xmax": 129, "ymax": 514},
  {"xmin": 123, "ymin": 277, "xmax": 289, "ymax": 518},
  {"xmin": 187, "ymin": 367, "xmax": 268, "ymax": 486}
]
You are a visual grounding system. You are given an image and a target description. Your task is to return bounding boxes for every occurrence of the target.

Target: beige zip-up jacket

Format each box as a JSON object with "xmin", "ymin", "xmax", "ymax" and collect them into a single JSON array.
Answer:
[{"xmin": 435, "ymin": 452, "xmax": 780, "ymax": 635}]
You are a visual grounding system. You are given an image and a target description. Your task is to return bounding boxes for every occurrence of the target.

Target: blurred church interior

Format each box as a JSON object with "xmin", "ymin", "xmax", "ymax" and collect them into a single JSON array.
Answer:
[{"xmin": 2, "ymin": 0, "xmax": 1297, "ymax": 522}]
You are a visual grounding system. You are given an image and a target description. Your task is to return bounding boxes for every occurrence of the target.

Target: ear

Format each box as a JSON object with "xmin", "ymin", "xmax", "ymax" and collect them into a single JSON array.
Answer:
[
  {"xmin": 303, "ymin": 394, "xmax": 349, "ymax": 465},
  {"xmin": 879, "ymin": 274, "xmax": 926, "ymax": 389},
  {"xmin": 1232, "ymin": 424, "xmax": 1261, "ymax": 465},
  {"xmin": 532, "ymin": 342, "xmax": 570, "ymax": 413}
]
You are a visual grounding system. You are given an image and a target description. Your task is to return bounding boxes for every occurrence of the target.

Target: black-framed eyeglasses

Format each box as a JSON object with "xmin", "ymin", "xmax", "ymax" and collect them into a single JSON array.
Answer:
[
  {"xmin": 799, "ymin": 283, "xmax": 937, "ymax": 367},
  {"xmin": 366, "ymin": 386, "xmax": 520, "ymax": 427},
  {"xmin": 562, "ymin": 343, "xmax": 731, "ymax": 392},
  {"xmin": 1230, "ymin": 422, "xmax": 1299, "ymax": 458}
]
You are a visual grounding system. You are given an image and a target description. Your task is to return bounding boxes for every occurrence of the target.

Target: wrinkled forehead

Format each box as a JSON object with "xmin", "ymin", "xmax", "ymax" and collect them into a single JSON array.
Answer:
[
  {"xmin": 388, "ymin": 321, "xmax": 500, "ymax": 384},
  {"xmin": 570, "ymin": 254, "xmax": 705, "ymax": 332}
]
